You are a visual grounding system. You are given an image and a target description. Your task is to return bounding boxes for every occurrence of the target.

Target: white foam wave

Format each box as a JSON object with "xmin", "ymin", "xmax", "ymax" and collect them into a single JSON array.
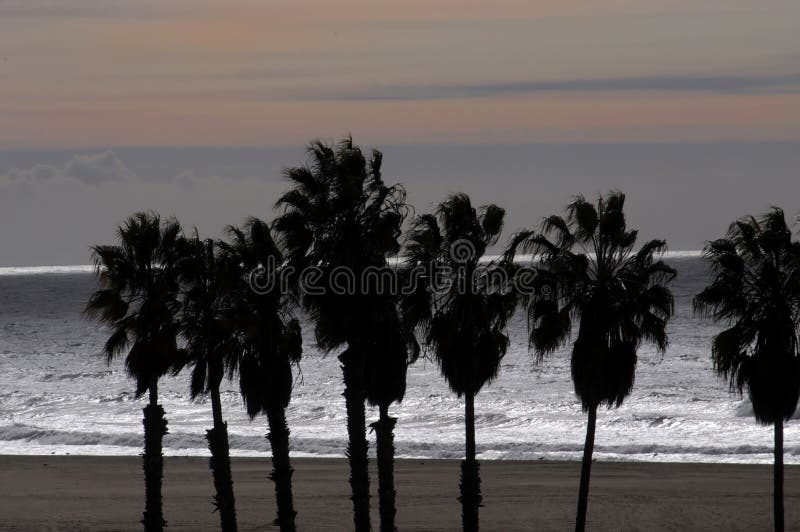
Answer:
[
  {"xmin": 485, "ymin": 250, "xmax": 703, "ymax": 263},
  {"xmin": 2, "ymin": 422, "xmax": 797, "ymax": 463},
  {"xmin": 3, "ymin": 251, "xmax": 701, "ymax": 275},
  {"xmin": 0, "ymin": 265, "xmax": 94, "ymax": 276}
]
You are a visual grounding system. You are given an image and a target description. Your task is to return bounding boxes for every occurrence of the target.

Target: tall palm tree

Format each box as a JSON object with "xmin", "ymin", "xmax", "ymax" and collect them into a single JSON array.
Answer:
[
  {"xmin": 175, "ymin": 232, "xmax": 238, "ymax": 531},
  {"xmin": 694, "ymin": 208, "xmax": 800, "ymax": 532},
  {"xmin": 219, "ymin": 217, "xmax": 303, "ymax": 532},
  {"xmin": 274, "ymin": 137, "xmax": 407, "ymax": 531},
  {"xmin": 504, "ymin": 191, "xmax": 675, "ymax": 532},
  {"xmin": 404, "ymin": 193, "xmax": 514, "ymax": 532},
  {"xmin": 85, "ymin": 212, "xmax": 183, "ymax": 532}
]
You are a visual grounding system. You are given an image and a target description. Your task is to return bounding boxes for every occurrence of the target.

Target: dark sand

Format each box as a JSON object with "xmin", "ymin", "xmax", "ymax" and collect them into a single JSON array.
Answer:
[{"xmin": 0, "ymin": 455, "xmax": 798, "ymax": 531}]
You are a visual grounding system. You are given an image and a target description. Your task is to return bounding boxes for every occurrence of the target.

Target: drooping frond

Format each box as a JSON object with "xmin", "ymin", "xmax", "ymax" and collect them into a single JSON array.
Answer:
[
  {"xmin": 567, "ymin": 197, "xmax": 598, "ymax": 241},
  {"xmin": 405, "ymin": 214, "xmax": 442, "ymax": 265},
  {"xmin": 540, "ymin": 215, "xmax": 574, "ymax": 250},
  {"xmin": 479, "ymin": 204, "xmax": 505, "ymax": 246}
]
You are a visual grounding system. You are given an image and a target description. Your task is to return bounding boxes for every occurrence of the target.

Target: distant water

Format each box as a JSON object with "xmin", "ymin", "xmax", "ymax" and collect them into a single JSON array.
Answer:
[{"xmin": 0, "ymin": 254, "xmax": 797, "ymax": 463}]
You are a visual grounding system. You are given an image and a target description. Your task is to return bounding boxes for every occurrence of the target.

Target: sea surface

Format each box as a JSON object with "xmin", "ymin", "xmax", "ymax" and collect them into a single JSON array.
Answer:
[{"xmin": 0, "ymin": 254, "xmax": 797, "ymax": 463}]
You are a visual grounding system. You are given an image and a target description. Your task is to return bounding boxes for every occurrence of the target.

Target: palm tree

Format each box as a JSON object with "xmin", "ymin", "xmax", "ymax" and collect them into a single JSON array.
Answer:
[
  {"xmin": 219, "ymin": 217, "xmax": 303, "ymax": 532},
  {"xmin": 504, "ymin": 191, "xmax": 675, "ymax": 532},
  {"xmin": 274, "ymin": 137, "xmax": 408, "ymax": 531},
  {"xmin": 365, "ymin": 298, "xmax": 420, "ymax": 532},
  {"xmin": 175, "ymin": 232, "xmax": 238, "ymax": 531},
  {"xmin": 404, "ymin": 193, "xmax": 514, "ymax": 532},
  {"xmin": 694, "ymin": 208, "xmax": 800, "ymax": 532},
  {"xmin": 85, "ymin": 212, "xmax": 183, "ymax": 532}
]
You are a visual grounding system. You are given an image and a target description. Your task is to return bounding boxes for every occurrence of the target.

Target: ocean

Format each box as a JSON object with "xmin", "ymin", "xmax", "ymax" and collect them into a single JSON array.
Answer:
[{"xmin": 0, "ymin": 254, "xmax": 796, "ymax": 464}]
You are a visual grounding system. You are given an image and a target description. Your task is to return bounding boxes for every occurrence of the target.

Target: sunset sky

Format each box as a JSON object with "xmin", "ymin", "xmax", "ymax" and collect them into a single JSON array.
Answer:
[{"xmin": 1, "ymin": 1, "xmax": 799, "ymax": 265}]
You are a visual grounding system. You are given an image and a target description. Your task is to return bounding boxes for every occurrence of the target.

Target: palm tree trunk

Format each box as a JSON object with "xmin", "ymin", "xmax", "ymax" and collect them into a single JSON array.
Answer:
[
  {"xmin": 575, "ymin": 404, "xmax": 597, "ymax": 532},
  {"xmin": 142, "ymin": 378, "xmax": 168, "ymax": 532},
  {"xmin": 340, "ymin": 348, "xmax": 371, "ymax": 531},
  {"xmin": 460, "ymin": 390, "xmax": 481, "ymax": 532},
  {"xmin": 372, "ymin": 402, "xmax": 397, "ymax": 532},
  {"xmin": 266, "ymin": 407, "xmax": 297, "ymax": 532},
  {"xmin": 207, "ymin": 384, "xmax": 237, "ymax": 532},
  {"xmin": 774, "ymin": 420, "xmax": 784, "ymax": 532}
]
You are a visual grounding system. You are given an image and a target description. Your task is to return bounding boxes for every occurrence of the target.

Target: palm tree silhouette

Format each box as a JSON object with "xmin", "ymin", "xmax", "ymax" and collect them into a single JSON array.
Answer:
[
  {"xmin": 85, "ymin": 212, "xmax": 183, "ymax": 532},
  {"xmin": 219, "ymin": 217, "xmax": 303, "ymax": 532},
  {"xmin": 694, "ymin": 208, "xmax": 800, "ymax": 532},
  {"xmin": 504, "ymin": 191, "xmax": 675, "ymax": 532},
  {"xmin": 174, "ymin": 232, "xmax": 238, "ymax": 531},
  {"xmin": 365, "ymin": 297, "xmax": 419, "ymax": 532},
  {"xmin": 404, "ymin": 193, "xmax": 514, "ymax": 532},
  {"xmin": 274, "ymin": 138, "xmax": 407, "ymax": 531}
]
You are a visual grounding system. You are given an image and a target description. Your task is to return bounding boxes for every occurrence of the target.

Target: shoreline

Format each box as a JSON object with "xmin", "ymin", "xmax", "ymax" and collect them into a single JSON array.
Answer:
[
  {"xmin": 0, "ymin": 455, "xmax": 798, "ymax": 530},
  {"xmin": 0, "ymin": 450, "xmax": 791, "ymax": 466}
]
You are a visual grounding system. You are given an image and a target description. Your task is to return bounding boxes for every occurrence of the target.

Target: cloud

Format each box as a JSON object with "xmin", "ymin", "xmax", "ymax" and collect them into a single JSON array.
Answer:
[
  {"xmin": 171, "ymin": 169, "xmax": 224, "ymax": 188},
  {"xmin": 286, "ymin": 73, "xmax": 800, "ymax": 101},
  {"xmin": 2, "ymin": 164, "xmax": 60, "ymax": 183},
  {"xmin": 63, "ymin": 151, "xmax": 136, "ymax": 185},
  {"xmin": 0, "ymin": 150, "xmax": 135, "ymax": 186}
]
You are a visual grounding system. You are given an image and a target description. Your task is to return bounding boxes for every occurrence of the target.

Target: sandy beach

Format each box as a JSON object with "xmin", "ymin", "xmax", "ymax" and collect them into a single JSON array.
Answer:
[{"xmin": 0, "ymin": 456, "xmax": 797, "ymax": 531}]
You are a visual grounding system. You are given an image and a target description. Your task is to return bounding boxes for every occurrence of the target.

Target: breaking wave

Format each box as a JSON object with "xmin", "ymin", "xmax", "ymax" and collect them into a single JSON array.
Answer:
[
  {"xmin": 2, "ymin": 423, "xmax": 797, "ymax": 463},
  {"xmin": 0, "ymin": 265, "xmax": 94, "ymax": 276}
]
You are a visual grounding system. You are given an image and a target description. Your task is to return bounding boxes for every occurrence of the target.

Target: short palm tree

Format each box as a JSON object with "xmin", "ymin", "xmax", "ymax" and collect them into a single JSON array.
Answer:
[
  {"xmin": 274, "ymin": 137, "xmax": 407, "ymax": 531},
  {"xmin": 694, "ymin": 208, "xmax": 800, "ymax": 532},
  {"xmin": 365, "ymin": 298, "xmax": 420, "ymax": 532},
  {"xmin": 404, "ymin": 193, "xmax": 514, "ymax": 532},
  {"xmin": 85, "ymin": 212, "xmax": 183, "ymax": 532},
  {"xmin": 219, "ymin": 217, "xmax": 303, "ymax": 532},
  {"xmin": 175, "ymin": 232, "xmax": 238, "ymax": 531},
  {"xmin": 504, "ymin": 191, "xmax": 675, "ymax": 532}
]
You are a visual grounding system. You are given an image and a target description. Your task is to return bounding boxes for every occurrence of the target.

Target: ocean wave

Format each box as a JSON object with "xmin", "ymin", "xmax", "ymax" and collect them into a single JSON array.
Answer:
[
  {"xmin": 1, "ymin": 423, "xmax": 795, "ymax": 461},
  {"xmin": 0, "ymin": 265, "xmax": 94, "ymax": 276},
  {"xmin": 479, "ymin": 251, "xmax": 702, "ymax": 264},
  {"xmin": 0, "ymin": 423, "xmax": 343, "ymax": 456},
  {"xmin": 734, "ymin": 400, "xmax": 800, "ymax": 420},
  {"xmin": 42, "ymin": 370, "xmax": 114, "ymax": 382},
  {"xmin": 0, "ymin": 423, "xmax": 142, "ymax": 448},
  {"xmin": 95, "ymin": 392, "xmax": 135, "ymax": 403},
  {"xmin": 3, "ymin": 254, "xmax": 702, "ymax": 276}
]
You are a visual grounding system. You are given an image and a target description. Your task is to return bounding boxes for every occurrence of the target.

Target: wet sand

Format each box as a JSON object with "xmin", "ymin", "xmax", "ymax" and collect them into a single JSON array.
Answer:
[{"xmin": 0, "ymin": 455, "xmax": 798, "ymax": 531}]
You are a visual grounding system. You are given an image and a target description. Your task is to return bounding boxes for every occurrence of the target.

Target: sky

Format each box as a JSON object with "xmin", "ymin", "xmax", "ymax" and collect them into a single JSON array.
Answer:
[{"xmin": 0, "ymin": 0, "xmax": 799, "ymax": 265}]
